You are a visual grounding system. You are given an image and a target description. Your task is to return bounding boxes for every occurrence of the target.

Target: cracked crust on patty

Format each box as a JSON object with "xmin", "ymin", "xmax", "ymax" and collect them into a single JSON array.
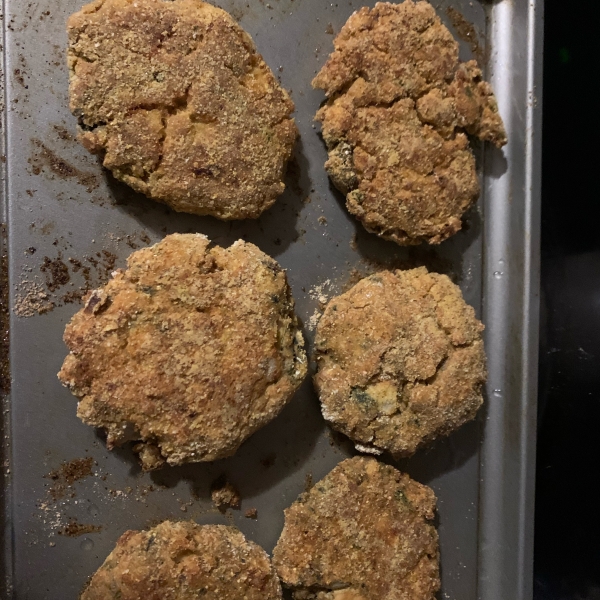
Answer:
[
  {"xmin": 58, "ymin": 234, "xmax": 307, "ymax": 469},
  {"xmin": 68, "ymin": 0, "xmax": 297, "ymax": 219},
  {"xmin": 312, "ymin": 0, "xmax": 507, "ymax": 245},
  {"xmin": 272, "ymin": 457, "xmax": 439, "ymax": 600},
  {"xmin": 81, "ymin": 522, "xmax": 282, "ymax": 600},
  {"xmin": 314, "ymin": 267, "xmax": 486, "ymax": 458}
]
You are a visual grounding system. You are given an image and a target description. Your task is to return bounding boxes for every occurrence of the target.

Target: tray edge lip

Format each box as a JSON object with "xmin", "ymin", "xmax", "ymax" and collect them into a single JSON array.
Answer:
[{"xmin": 478, "ymin": 0, "xmax": 543, "ymax": 598}]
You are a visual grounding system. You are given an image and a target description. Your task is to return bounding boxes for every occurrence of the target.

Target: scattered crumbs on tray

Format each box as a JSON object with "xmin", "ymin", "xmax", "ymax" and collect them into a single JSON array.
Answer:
[
  {"xmin": 41, "ymin": 253, "xmax": 71, "ymax": 292},
  {"xmin": 307, "ymin": 279, "xmax": 333, "ymax": 331},
  {"xmin": 14, "ymin": 247, "xmax": 122, "ymax": 317},
  {"xmin": 308, "ymin": 308, "xmax": 322, "ymax": 332},
  {"xmin": 14, "ymin": 228, "xmax": 154, "ymax": 318},
  {"xmin": 28, "ymin": 139, "xmax": 100, "ymax": 193},
  {"xmin": 53, "ymin": 124, "xmax": 75, "ymax": 143},
  {"xmin": 245, "ymin": 508, "xmax": 258, "ymax": 519},
  {"xmin": 14, "ymin": 279, "xmax": 54, "ymax": 317},
  {"xmin": 308, "ymin": 279, "xmax": 332, "ymax": 306}
]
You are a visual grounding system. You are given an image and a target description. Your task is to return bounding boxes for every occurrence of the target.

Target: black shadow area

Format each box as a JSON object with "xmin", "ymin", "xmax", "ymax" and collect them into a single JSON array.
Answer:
[{"xmin": 534, "ymin": 0, "xmax": 600, "ymax": 598}]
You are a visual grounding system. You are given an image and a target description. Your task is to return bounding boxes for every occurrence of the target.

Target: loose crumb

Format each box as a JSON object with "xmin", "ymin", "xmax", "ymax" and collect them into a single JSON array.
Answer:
[{"xmin": 211, "ymin": 475, "xmax": 241, "ymax": 512}]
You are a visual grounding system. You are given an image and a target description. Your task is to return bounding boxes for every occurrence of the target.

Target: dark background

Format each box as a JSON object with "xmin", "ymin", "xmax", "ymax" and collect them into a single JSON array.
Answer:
[{"xmin": 534, "ymin": 0, "xmax": 600, "ymax": 598}]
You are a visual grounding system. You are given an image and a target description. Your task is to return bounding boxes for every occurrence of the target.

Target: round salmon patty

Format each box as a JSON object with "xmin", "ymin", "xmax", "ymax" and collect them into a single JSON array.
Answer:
[
  {"xmin": 314, "ymin": 267, "xmax": 486, "ymax": 457},
  {"xmin": 68, "ymin": 0, "xmax": 297, "ymax": 219},
  {"xmin": 273, "ymin": 457, "xmax": 440, "ymax": 600},
  {"xmin": 58, "ymin": 234, "xmax": 307, "ymax": 469},
  {"xmin": 82, "ymin": 522, "xmax": 282, "ymax": 600},
  {"xmin": 313, "ymin": 0, "xmax": 507, "ymax": 245}
]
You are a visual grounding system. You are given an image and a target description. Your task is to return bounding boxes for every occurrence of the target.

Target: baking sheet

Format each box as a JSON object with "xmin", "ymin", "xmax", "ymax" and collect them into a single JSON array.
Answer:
[{"xmin": 0, "ymin": 0, "xmax": 542, "ymax": 598}]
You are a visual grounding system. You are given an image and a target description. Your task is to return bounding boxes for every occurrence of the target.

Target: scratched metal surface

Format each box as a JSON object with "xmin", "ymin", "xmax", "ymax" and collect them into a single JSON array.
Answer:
[{"xmin": 0, "ymin": 0, "xmax": 542, "ymax": 598}]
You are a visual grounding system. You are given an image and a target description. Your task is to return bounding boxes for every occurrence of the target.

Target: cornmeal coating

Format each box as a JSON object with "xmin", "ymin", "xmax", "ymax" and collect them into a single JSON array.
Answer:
[
  {"xmin": 272, "ymin": 457, "xmax": 440, "ymax": 600},
  {"xmin": 81, "ymin": 522, "xmax": 282, "ymax": 600},
  {"xmin": 314, "ymin": 267, "xmax": 486, "ymax": 457},
  {"xmin": 313, "ymin": 0, "xmax": 507, "ymax": 245},
  {"xmin": 58, "ymin": 234, "xmax": 306, "ymax": 469},
  {"xmin": 68, "ymin": 0, "xmax": 297, "ymax": 219}
]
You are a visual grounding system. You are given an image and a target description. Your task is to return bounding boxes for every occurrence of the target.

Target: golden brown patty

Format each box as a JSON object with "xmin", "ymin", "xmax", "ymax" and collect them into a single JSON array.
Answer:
[
  {"xmin": 272, "ymin": 457, "xmax": 439, "ymax": 600},
  {"xmin": 313, "ymin": 0, "xmax": 507, "ymax": 245},
  {"xmin": 68, "ymin": 0, "xmax": 297, "ymax": 219},
  {"xmin": 81, "ymin": 521, "xmax": 282, "ymax": 600},
  {"xmin": 314, "ymin": 267, "xmax": 486, "ymax": 458},
  {"xmin": 58, "ymin": 234, "xmax": 307, "ymax": 469}
]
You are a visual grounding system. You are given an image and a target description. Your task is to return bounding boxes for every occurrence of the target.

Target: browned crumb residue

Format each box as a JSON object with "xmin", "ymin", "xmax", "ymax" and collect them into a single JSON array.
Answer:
[
  {"xmin": 41, "ymin": 255, "xmax": 71, "ymax": 292},
  {"xmin": 211, "ymin": 475, "xmax": 241, "ymax": 512},
  {"xmin": 29, "ymin": 139, "xmax": 99, "ymax": 193},
  {"xmin": 54, "ymin": 124, "xmax": 75, "ymax": 142},
  {"xmin": 46, "ymin": 457, "xmax": 94, "ymax": 501},
  {"xmin": 245, "ymin": 508, "xmax": 258, "ymax": 519},
  {"xmin": 15, "ymin": 249, "xmax": 118, "ymax": 318},
  {"xmin": 446, "ymin": 7, "xmax": 483, "ymax": 64},
  {"xmin": 60, "ymin": 519, "xmax": 102, "ymax": 537}
]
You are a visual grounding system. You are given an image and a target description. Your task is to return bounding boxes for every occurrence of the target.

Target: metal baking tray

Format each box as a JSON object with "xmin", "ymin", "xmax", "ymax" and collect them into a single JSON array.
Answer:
[{"xmin": 0, "ymin": 0, "xmax": 542, "ymax": 598}]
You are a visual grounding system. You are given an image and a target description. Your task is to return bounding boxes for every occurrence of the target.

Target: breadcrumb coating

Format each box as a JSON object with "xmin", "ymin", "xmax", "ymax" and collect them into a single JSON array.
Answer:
[
  {"xmin": 81, "ymin": 522, "xmax": 282, "ymax": 600},
  {"xmin": 314, "ymin": 267, "xmax": 486, "ymax": 457},
  {"xmin": 68, "ymin": 0, "xmax": 297, "ymax": 219},
  {"xmin": 273, "ymin": 457, "xmax": 440, "ymax": 600},
  {"xmin": 58, "ymin": 234, "xmax": 307, "ymax": 469},
  {"xmin": 313, "ymin": 0, "xmax": 507, "ymax": 245}
]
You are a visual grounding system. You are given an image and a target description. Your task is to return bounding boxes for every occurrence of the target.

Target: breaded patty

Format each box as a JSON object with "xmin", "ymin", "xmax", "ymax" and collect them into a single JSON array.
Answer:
[
  {"xmin": 81, "ymin": 521, "xmax": 282, "ymax": 600},
  {"xmin": 314, "ymin": 267, "xmax": 486, "ymax": 457},
  {"xmin": 58, "ymin": 234, "xmax": 306, "ymax": 469},
  {"xmin": 68, "ymin": 0, "xmax": 297, "ymax": 219},
  {"xmin": 313, "ymin": 0, "xmax": 507, "ymax": 245},
  {"xmin": 272, "ymin": 457, "xmax": 439, "ymax": 600}
]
